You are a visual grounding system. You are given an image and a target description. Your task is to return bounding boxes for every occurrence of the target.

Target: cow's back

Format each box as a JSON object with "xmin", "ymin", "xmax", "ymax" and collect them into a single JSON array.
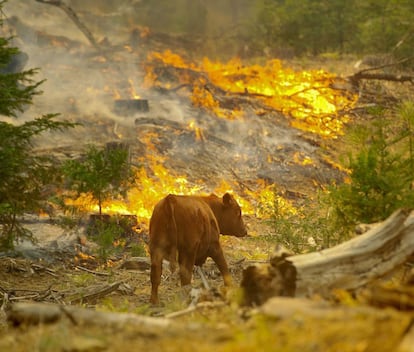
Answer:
[
  {"xmin": 149, "ymin": 194, "xmax": 220, "ymax": 266},
  {"xmin": 170, "ymin": 195, "xmax": 220, "ymax": 264}
]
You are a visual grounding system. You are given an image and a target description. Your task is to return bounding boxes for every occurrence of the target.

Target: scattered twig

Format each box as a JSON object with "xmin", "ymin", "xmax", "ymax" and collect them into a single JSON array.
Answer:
[
  {"xmin": 1, "ymin": 292, "xmax": 9, "ymax": 311},
  {"xmin": 229, "ymin": 168, "xmax": 255, "ymax": 193},
  {"xmin": 165, "ymin": 301, "xmax": 226, "ymax": 319},
  {"xmin": 164, "ymin": 305, "xmax": 197, "ymax": 319},
  {"xmin": 196, "ymin": 266, "xmax": 210, "ymax": 290},
  {"xmin": 31, "ymin": 264, "xmax": 59, "ymax": 277},
  {"xmin": 231, "ymin": 258, "xmax": 246, "ymax": 266},
  {"xmin": 354, "ymin": 55, "xmax": 414, "ymax": 75},
  {"xmin": 75, "ymin": 265, "xmax": 110, "ymax": 277},
  {"xmin": 9, "ymin": 294, "xmax": 43, "ymax": 302}
]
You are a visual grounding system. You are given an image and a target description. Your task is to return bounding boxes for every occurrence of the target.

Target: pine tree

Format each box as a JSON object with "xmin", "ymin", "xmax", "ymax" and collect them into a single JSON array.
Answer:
[{"xmin": 0, "ymin": 1, "xmax": 75, "ymax": 249}]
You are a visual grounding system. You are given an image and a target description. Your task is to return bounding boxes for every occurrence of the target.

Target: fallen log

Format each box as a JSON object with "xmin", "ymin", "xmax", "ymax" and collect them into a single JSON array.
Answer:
[
  {"xmin": 65, "ymin": 281, "xmax": 123, "ymax": 304},
  {"xmin": 350, "ymin": 72, "xmax": 414, "ymax": 84},
  {"xmin": 241, "ymin": 209, "xmax": 414, "ymax": 305},
  {"xmin": 7, "ymin": 302, "xmax": 172, "ymax": 332}
]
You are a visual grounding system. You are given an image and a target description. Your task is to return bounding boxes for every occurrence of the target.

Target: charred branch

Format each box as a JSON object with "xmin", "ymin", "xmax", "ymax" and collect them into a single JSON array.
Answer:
[
  {"xmin": 134, "ymin": 117, "xmax": 234, "ymax": 148},
  {"xmin": 63, "ymin": 281, "xmax": 123, "ymax": 304},
  {"xmin": 35, "ymin": 0, "xmax": 100, "ymax": 51},
  {"xmin": 350, "ymin": 72, "xmax": 414, "ymax": 85},
  {"xmin": 349, "ymin": 55, "xmax": 414, "ymax": 86}
]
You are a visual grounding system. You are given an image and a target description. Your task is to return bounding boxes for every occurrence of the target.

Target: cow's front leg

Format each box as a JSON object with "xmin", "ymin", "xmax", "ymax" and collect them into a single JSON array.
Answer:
[
  {"xmin": 178, "ymin": 250, "xmax": 197, "ymax": 286},
  {"xmin": 210, "ymin": 245, "xmax": 232, "ymax": 286}
]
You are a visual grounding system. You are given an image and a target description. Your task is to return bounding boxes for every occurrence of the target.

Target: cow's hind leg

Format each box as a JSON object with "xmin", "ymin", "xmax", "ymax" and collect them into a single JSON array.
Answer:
[{"xmin": 150, "ymin": 248, "xmax": 163, "ymax": 305}]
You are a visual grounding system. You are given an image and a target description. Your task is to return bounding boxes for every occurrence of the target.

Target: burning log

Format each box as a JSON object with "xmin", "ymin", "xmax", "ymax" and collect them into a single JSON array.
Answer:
[
  {"xmin": 113, "ymin": 99, "xmax": 149, "ymax": 115},
  {"xmin": 241, "ymin": 209, "xmax": 414, "ymax": 306},
  {"xmin": 145, "ymin": 50, "xmax": 359, "ymax": 136},
  {"xmin": 134, "ymin": 117, "xmax": 233, "ymax": 148}
]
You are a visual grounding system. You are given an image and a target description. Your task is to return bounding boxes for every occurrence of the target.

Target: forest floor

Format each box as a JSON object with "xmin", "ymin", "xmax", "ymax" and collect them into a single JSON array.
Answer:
[{"xmin": 0, "ymin": 215, "xmax": 413, "ymax": 352}]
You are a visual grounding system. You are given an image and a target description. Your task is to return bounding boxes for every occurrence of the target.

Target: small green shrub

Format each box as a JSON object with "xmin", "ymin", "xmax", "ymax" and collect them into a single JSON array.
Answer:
[
  {"xmin": 263, "ymin": 193, "xmax": 348, "ymax": 254},
  {"xmin": 62, "ymin": 144, "xmax": 133, "ymax": 215},
  {"xmin": 90, "ymin": 219, "xmax": 124, "ymax": 262},
  {"xmin": 130, "ymin": 242, "xmax": 147, "ymax": 257},
  {"xmin": 330, "ymin": 103, "xmax": 414, "ymax": 231}
]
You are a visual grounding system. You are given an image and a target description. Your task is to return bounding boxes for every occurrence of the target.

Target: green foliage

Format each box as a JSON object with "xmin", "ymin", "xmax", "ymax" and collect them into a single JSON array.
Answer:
[
  {"xmin": 62, "ymin": 144, "xmax": 133, "ymax": 215},
  {"xmin": 263, "ymin": 193, "xmax": 347, "ymax": 254},
  {"xmin": 250, "ymin": 0, "xmax": 414, "ymax": 58},
  {"xmin": 0, "ymin": 31, "xmax": 42, "ymax": 116},
  {"xmin": 264, "ymin": 103, "xmax": 414, "ymax": 251},
  {"xmin": 129, "ymin": 242, "xmax": 147, "ymax": 257},
  {"xmin": 86, "ymin": 215, "xmax": 145, "ymax": 262},
  {"xmin": 70, "ymin": 272, "xmax": 95, "ymax": 287},
  {"xmin": 330, "ymin": 104, "xmax": 414, "ymax": 229},
  {"xmin": 90, "ymin": 219, "xmax": 124, "ymax": 262},
  {"xmin": 0, "ymin": 2, "xmax": 76, "ymax": 249},
  {"xmin": 88, "ymin": 1, "xmax": 414, "ymax": 60},
  {"xmin": 0, "ymin": 115, "xmax": 74, "ymax": 247}
]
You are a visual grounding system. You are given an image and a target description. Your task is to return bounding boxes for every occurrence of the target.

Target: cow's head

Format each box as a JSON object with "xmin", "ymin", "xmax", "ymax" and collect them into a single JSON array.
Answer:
[{"xmin": 216, "ymin": 193, "xmax": 248, "ymax": 237}]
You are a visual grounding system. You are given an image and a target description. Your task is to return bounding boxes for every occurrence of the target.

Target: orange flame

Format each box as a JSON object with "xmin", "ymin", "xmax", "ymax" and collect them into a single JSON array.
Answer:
[
  {"xmin": 187, "ymin": 120, "xmax": 204, "ymax": 141},
  {"xmin": 127, "ymin": 78, "xmax": 141, "ymax": 99},
  {"xmin": 293, "ymin": 151, "xmax": 315, "ymax": 166},
  {"xmin": 70, "ymin": 51, "xmax": 359, "ymax": 223},
  {"xmin": 144, "ymin": 50, "xmax": 358, "ymax": 137}
]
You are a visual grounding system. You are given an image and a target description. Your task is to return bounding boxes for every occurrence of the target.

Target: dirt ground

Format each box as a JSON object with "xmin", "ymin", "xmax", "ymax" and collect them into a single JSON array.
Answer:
[{"xmin": 0, "ymin": 216, "xmax": 413, "ymax": 352}]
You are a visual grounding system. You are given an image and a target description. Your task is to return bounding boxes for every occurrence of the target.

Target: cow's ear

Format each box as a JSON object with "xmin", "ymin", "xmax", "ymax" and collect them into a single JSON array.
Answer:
[{"xmin": 223, "ymin": 193, "xmax": 232, "ymax": 205}]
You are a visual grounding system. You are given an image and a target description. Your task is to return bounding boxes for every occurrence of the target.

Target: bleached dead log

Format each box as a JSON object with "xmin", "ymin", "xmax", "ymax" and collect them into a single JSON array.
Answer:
[
  {"xmin": 7, "ymin": 302, "xmax": 172, "ymax": 332},
  {"xmin": 241, "ymin": 209, "xmax": 414, "ymax": 305}
]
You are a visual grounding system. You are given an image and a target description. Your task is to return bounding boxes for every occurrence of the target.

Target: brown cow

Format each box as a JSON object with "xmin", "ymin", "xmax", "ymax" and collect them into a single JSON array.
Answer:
[{"xmin": 149, "ymin": 193, "xmax": 247, "ymax": 304}]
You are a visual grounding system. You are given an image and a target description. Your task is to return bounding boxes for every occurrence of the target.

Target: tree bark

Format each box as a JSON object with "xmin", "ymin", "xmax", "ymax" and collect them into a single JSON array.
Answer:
[{"xmin": 241, "ymin": 209, "xmax": 414, "ymax": 306}]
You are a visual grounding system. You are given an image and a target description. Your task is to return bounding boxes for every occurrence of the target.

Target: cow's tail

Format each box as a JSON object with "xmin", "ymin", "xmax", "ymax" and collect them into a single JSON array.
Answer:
[{"xmin": 165, "ymin": 194, "xmax": 178, "ymax": 273}]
